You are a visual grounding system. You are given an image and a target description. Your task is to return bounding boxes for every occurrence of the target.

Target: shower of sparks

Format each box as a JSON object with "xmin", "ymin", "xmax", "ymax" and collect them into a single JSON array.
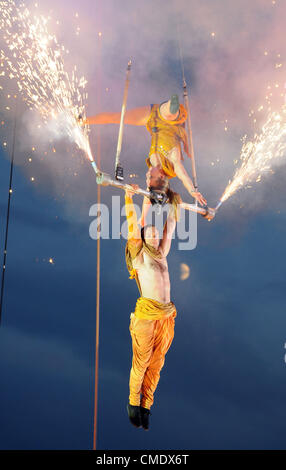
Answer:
[
  {"xmin": 0, "ymin": 0, "xmax": 95, "ymax": 166},
  {"xmin": 220, "ymin": 104, "xmax": 286, "ymax": 203}
]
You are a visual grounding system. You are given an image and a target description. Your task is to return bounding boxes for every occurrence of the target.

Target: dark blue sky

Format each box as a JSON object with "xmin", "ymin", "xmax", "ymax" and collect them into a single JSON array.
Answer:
[
  {"xmin": 1, "ymin": 148, "xmax": 286, "ymax": 450},
  {"xmin": 1, "ymin": 0, "xmax": 286, "ymax": 450}
]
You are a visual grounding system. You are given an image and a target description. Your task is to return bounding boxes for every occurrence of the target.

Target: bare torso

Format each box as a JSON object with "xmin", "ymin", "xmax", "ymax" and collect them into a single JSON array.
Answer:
[{"xmin": 132, "ymin": 250, "xmax": 171, "ymax": 303}]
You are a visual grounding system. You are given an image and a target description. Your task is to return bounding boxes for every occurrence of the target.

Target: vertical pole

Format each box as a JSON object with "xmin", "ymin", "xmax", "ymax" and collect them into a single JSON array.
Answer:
[
  {"xmin": 182, "ymin": 78, "xmax": 198, "ymax": 191},
  {"xmin": 0, "ymin": 96, "xmax": 17, "ymax": 325},
  {"xmin": 176, "ymin": 16, "xmax": 199, "ymax": 192},
  {"xmin": 92, "ymin": 21, "xmax": 102, "ymax": 452},
  {"xmin": 93, "ymin": 181, "xmax": 101, "ymax": 451},
  {"xmin": 115, "ymin": 60, "xmax": 132, "ymax": 181}
]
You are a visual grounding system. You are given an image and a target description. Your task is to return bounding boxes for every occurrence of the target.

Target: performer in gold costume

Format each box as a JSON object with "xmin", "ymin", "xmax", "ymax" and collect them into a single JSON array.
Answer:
[
  {"xmin": 84, "ymin": 95, "xmax": 207, "ymax": 224},
  {"xmin": 124, "ymin": 183, "xmax": 180, "ymax": 430}
]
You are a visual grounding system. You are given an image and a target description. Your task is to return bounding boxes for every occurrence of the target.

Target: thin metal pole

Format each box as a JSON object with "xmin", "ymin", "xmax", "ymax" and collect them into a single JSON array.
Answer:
[
  {"xmin": 0, "ymin": 96, "xmax": 17, "ymax": 325},
  {"xmin": 182, "ymin": 78, "xmax": 198, "ymax": 191},
  {"xmin": 176, "ymin": 20, "xmax": 199, "ymax": 191},
  {"xmin": 115, "ymin": 60, "xmax": 132, "ymax": 180},
  {"xmin": 92, "ymin": 29, "xmax": 102, "ymax": 452},
  {"xmin": 93, "ymin": 173, "xmax": 101, "ymax": 450}
]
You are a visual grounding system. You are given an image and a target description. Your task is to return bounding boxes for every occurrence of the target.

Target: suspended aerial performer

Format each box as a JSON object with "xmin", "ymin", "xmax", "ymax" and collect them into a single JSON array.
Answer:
[
  {"xmin": 124, "ymin": 183, "xmax": 181, "ymax": 430},
  {"xmin": 84, "ymin": 95, "xmax": 207, "ymax": 225}
]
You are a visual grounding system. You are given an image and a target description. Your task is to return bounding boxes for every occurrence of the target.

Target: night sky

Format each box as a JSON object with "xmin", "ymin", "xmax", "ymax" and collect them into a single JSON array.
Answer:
[{"xmin": 0, "ymin": 0, "xmax": 286, "ymax": 450}]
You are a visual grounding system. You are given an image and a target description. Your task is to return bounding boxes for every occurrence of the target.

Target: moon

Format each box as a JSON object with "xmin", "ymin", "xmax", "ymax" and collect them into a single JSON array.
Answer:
[{"xmin": 180, "ymin": 263, "xmax": 190, "ymax": 281}]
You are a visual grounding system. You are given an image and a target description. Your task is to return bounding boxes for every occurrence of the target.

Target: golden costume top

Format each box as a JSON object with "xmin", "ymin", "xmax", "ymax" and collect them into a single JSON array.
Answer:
[{"xmin": 145, "ymin": 103, "xmax": 190, "ymax": 179}]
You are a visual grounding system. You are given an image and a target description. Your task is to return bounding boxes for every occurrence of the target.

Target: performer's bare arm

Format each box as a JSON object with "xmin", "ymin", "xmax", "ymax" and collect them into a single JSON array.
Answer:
[
  {"xmin": 159, "ymin": 205, "xmax": 178, "ymax": 257},
  {"xmin": 125, "ymin": 186, "xmax": 171, "ymax": 303},
  {"xmin": 85, "ymin": 106, "xmax": 151, "ymax": 126},
  {"xmin": 169, "ymin": 149, "xmax": 207, "ymax": 206}
]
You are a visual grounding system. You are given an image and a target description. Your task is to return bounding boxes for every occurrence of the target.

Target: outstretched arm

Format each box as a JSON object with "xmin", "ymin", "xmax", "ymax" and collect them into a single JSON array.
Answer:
[
  {"xmin": 85, "ymin": 106, "xmax": 151, "ymax": 126},
  {"xmin": 125, "ymin": 185, "xmax": 142, "ymax": 242},
  {"xmin": 170, "ymin": 152, "xmax": 207, "ymax": 206},
  {"xmin": 159, "ymin": 203, "xmax": 178, "ymax": 257}
]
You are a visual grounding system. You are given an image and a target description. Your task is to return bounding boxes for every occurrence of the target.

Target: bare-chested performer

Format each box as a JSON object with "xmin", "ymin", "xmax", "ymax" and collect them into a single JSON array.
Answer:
[
  {"xmin": 84, "ymin": 95, "xmax": 207, "ymax": 225},
  {"xmin": 124, "ymin": 183, "xmax": 180, "ymax": 430}
]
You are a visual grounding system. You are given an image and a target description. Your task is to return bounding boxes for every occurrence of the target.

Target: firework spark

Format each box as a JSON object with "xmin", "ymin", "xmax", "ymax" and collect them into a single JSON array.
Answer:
[
  {"xmin": 0, "ymin": 0, "xmax": 96, "ymax": 167},
  {"xmin": 220, "ymin": 104, "xmax": 286, "ymax": 204}
]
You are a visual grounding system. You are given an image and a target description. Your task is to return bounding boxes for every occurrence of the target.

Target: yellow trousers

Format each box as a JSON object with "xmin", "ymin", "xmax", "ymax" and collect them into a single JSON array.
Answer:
[{"xmin": 128, "ymin": 298, "xmax": 176, "ymax": 410}]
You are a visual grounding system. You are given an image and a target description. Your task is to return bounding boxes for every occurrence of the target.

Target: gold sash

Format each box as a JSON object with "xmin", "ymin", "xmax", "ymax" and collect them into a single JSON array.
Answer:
[{"xmin": 132, "ymin": 296, "xmax": 177, "ymax": 320}]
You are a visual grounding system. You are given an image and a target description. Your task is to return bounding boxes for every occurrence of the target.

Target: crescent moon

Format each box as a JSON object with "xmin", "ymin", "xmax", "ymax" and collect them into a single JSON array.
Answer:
[{"xmin": 180, "ymin": 263, "xmax": 190, "ymax": 281}]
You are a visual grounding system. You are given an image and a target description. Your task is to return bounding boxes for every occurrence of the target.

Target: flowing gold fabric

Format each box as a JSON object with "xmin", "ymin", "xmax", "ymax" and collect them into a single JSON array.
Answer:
[
  {"xmin": 129, "ymin": 306, "xmax": 176, "ymax": 409},
  {"xmin": 145, "ymin": 103, "xmax": 190, "ymax": 179},
  {"xmin": 132, "ymin": 296, "xmax": 177, "ymax": 320}
]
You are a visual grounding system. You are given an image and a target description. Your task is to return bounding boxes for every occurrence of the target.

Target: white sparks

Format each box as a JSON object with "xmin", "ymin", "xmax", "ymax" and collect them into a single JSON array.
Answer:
[
  {"xmin": 221, "ymin": 105, "xmax": 286, "ymax": 202},
  {"xmin": 0, "ymin": 0, "xmax": 94, "ymax": 164}
]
